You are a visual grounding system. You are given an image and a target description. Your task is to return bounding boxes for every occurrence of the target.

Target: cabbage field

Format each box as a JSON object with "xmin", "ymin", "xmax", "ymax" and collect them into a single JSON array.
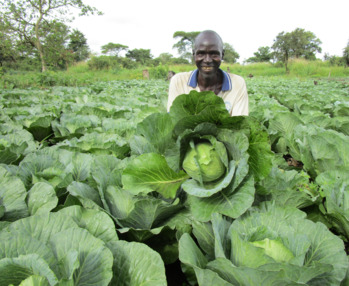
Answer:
[{"xmin": 1, "ymin": 77, "xmax": 349, "ymax": 285}]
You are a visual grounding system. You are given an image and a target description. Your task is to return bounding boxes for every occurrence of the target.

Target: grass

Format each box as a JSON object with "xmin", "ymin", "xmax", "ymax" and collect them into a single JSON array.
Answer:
[{"xmin": 1, "ymin": 59, "xmax": 348, "ymax": 89}]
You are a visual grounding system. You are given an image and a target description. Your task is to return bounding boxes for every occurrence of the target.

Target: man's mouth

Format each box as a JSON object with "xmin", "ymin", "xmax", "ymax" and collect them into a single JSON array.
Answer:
[{"xmin": 202, "ymin": 66, "xmax": 213, "ymax": 71}]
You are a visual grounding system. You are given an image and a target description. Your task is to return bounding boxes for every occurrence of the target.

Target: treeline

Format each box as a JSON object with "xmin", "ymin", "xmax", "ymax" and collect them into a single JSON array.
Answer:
[{"xmin": 0, "ymin": 0, "xmax": 348, "ymax": 73}]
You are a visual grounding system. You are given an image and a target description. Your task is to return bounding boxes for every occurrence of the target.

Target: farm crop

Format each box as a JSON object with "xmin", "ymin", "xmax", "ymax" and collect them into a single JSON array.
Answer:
[{"xmin": 0, "ymin": 78, "xmax": 349, "ymax": 285}]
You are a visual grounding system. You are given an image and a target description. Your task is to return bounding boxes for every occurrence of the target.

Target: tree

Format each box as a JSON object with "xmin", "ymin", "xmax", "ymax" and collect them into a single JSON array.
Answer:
[
  {"xmin": 0, "ymin": 0, "xmax": 100, "ymax": 72},
  {"xmin": 41, "ymin": 20, "xmax": 73, "ymax": 69},
  {"xmin": 272, "ymin": 28, "xmax": 322, "ymax": 72},
  {"xmin": 289, "ymin": 28, "xmax": 322, "ymax": 60},
  {"xmin": 126, "ymin": 49, "xmax": 153, "ymax": 65},
  {"xmin": 172, "ymin": 31, "xmax": 200, "ymax": 62},
  {"xmin": 223, "ymin": 43, "xmax": 239, "ymax": 63},
  {"xmin": 101, "ymin": 43, "xmax": 128, "ymax": 57},
  {"xmin": 272, "ymin": 31, "xmax": 292, "ymax": 72},
  {"xmin": 246, "ymin": 46, "xmax": 273, "ymax": 63},
  {"xmin": 156, "ymin": 53, "xmax": 174, "ymax": 65},
  {"xmin": 0, "ymin": 18, "xmax": 17, "ymax": 66},
  {"xmin": 68, "ymin": 29, "xmax": 90, "ymax": 62}
]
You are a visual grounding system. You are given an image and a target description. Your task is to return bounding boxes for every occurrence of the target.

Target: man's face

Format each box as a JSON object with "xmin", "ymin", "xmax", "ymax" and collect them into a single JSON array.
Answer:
[{"xmin": 193, "ymin": 34, "xmax": 224, "ymax": 77}]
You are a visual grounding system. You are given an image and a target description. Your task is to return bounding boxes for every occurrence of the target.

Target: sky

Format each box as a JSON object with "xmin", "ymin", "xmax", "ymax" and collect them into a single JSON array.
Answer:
[{"xmin": 70, "ymin": 0, "xmax": 349, "ymax": 63}]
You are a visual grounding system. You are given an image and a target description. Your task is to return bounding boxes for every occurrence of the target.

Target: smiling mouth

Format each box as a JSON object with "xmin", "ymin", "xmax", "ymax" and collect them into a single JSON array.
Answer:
[{"xmin": 202, "ymin": 66, "xmax": 213, "ymax": 71}]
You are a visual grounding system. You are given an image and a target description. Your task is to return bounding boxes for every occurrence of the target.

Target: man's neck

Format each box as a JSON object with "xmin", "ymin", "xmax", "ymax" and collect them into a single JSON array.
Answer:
[{"xmin": 197, "ymin": 69, "xmax": 223, "ymax": 95}]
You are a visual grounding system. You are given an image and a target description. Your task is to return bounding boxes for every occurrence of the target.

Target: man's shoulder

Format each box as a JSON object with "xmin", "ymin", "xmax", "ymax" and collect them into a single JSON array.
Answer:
[
  {"xmin": 172, "ymin": 71, "xmax": 193, "ymax": 79},
  {"xmin": 227, "ymin": 73, "xmax": 246, "ymax": 83},
  {"xmin": 170, "ymin": 71, "xmax": 195, "ymax": 85}
]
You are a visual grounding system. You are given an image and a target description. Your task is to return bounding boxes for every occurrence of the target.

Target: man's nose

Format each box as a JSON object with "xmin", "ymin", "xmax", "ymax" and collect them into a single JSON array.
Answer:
[{"xmin": 203, "ymin": 53, "xmax": 212, "ymax": 62}]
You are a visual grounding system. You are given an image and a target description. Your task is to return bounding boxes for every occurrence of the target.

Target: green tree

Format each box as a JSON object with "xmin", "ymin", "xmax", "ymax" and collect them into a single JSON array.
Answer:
[
  {"xmin": 289, "ymin": 28, "xmax": 322, "ymax": 60},
  {"xmin": 0, "ymin": 18, "xmax": 17, "ymax": 66},
  {"xmin": 272, "ymin": 28, "xmax": 322, "ymax": 72},
  {"xmin": 246, "ymin": 46, "xmax": 273, "ymax": 63},
  {"xmin": 156, "ymin": 52, "xmax": 174, "ymax": 65},
  {"xmin": 172, "ymin": 31, "xmax": 200, "ymax": 62},
  {"xmin": 223, "ymin": 43, "xmax": 239, "ymax": 63},
  {"xmin": 323, "ymin": 53, "xmax": 345, "ymax": 66},
  {"xmin": 41, "ymin": 20, "xmax": 73, "ymax": 69},
  {"xmin": 272, "ymin": 31, "xmax": 292, "ymax": 72},
  {"xmin": 0, "ymin": 0, "xmax": 100, "ymax": 72},
  {"xmin": 68, "ymin": 29, "xmax": 90, "ymax": 62},
  {"xmin": 101, "ymin": 43, "xmax": 128, "ymax": 57},
  {"xmin": 126, "ymin": 48, "xmax": 153, "ymax": 65}
]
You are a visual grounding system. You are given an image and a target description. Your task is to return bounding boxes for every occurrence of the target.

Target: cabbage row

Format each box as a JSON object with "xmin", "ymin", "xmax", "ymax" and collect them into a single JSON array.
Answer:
[{"xmin": 0, "ymin": 78, "xmax": 348, "ymax": 285}]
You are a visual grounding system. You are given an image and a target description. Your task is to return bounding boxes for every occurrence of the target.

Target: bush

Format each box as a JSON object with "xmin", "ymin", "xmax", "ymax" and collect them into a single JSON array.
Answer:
[
  {"xmin": 88, "ymin": 56, "xmax": 115, "ymax": 70},
  {"xmin": 118, "ymin": 57, "xmax": 139, "ymax": 69},
  {"xmin": 36, "ymin": 71, "xmax": 58, "ymax": 86},
  {"xmin": 148, "ymin": 65, "xmax": 169, "ymax": 79}
]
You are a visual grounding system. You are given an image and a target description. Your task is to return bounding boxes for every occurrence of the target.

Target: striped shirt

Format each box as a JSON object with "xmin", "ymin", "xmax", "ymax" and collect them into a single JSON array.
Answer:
[{"xmin": 167, "ymin": 69, "xmax": 249, "ymax": 116}]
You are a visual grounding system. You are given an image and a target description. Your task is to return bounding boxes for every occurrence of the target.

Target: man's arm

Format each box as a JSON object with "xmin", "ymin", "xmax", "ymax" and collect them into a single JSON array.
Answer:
[
  {"xmin": 230, "ymin": 79, "xmax": 249, "ymax": 116},
  {"xmin": 167, "ymin": 75, "xmax": 178, "ymax": 112},
  {"xmin": 167, "ymin": 73, "xmax": 189, "ymax": 112}
]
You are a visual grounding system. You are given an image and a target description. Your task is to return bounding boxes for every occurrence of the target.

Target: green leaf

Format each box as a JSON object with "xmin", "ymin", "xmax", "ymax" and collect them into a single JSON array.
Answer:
[
  {"xmin": 131, "ymin": 112, "xmax": 175, "ymax": 155},
  {"xmin": 108, "ymin": 241, "xmax": 167, "ymax": 286},
  {"xmin": 118, "ymin": 197, "xmax": 183, "ymax": 232},
  {"xmin": 243, "ymin": 118, "xmax": 274, "ymax": 182},
  {"xmin": 0, "ymin": 166, "xmax": 29, "ymax": 221},
  {"xmin": 19, "ymin": 275, "xmax": 50, "ymax": 286},
  {"xmin": 0, "ymin": 231, "xmax": 58, "ymax": 274},
  {"xmin": 67, "ymin": 181, "xmax": 103, "ymax": 209},
  {"xmin": 231, "ymin": 202, "xmax": 348, "ymax": 285},
  {"xmin": 179, "ymin": 233, "xmax": 208, "ymax": 269},
  {"xmin": 122, "ymin": 153, "xmax": 189, "ymax": 199},
  {"xmin": 182, "ymin": 161, "xmax": 236, "ymax": 197},
  {"xmin": 187, "ymin": 159, "xmax": 255, "ymax": 221},
  {"xmin": 0, "ymin": 254, "xmax": 58, "ymax": 286},
  {"xmin": 104, "ymin": 186, "xmax": 135, "ymax": 220},
  {"xmin": 192, "ymin": 220, "xmax": 215, "ymax": 260},
  {"xmin": 27, "ymin": 182, "xmax": 58, "ymax": 215},
  {"xmin": 169, "ymin": 90, "xmax": 229, "ymax": 123},
  {"xmin": 316, "ymin": 168, "xmax": 349, "ymax": 240},
  {"xmin": 50, "ymin": 228, "xmax": 113, "ymax": 286},
  {"xmin": 57, "ymin": 206, "xmax": 119, "ymax": 245}
]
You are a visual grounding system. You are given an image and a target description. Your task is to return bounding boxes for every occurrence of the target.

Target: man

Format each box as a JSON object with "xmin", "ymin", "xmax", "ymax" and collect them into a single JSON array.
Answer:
[{"xmin": 167, "ymin": 30, "xmax": 248, "ymax": 116}]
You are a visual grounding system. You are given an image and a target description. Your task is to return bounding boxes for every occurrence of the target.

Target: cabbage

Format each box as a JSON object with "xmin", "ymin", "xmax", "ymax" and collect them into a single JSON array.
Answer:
[
  {"xmin": 182, "ymin": 141, "xmax": 226, "ymax": 183},
  {"xmin": 251, "ymin": 238, "xmax": 295, "ymax": 263}
]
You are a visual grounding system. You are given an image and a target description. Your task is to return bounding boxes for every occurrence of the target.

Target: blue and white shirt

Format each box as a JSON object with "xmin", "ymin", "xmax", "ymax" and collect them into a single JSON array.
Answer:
[{"xmin": 167, "ymin": 69, "xmax": 249, "ymax": 116}]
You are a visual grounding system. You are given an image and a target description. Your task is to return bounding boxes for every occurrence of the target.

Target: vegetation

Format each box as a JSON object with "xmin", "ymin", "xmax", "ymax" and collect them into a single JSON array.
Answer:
[
  {"xmin": 172, "ymin": 31, "xmax": 201, "ymax": 62},
  {"xmin": 1, "ymin": 3, "xmax": 348, "ymax": 284},
  {"xmin": 1, "ymin": 59, "xmax": 348, "ymax": 89},
  {"xmin": 0, "ymin": 7, "xmax": 348, "ymax": 75},
  {"xmin": 272, "ymin": 28, "xmax": 322, "ymax": 72},
  {"xmin": 222, "ymin": 43, "xmax": 240, "ymax": 63},
  {"xmin": 246, "ymin": 46, "xmax": 273, "ymax": 63},
  {"xmin": 0, "ymin": 0, "xmax": 100, "ymax": 72},
  {"xmin": 1, "ymin": 78, "xmax": 349, "ymax": 284},
  {"xmin": 101, "ymin": 43, "xmax": 128, "ymax": 57}
]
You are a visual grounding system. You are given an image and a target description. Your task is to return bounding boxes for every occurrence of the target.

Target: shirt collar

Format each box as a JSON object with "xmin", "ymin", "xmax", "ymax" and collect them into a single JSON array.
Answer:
[{"xmin": 187, "ymin": 68, "xmax": 232, "ymax": 91}]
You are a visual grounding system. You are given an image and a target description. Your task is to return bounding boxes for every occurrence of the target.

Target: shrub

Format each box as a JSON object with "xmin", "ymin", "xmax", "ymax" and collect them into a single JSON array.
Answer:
[{"xmin": 148, "ymin": 65, "xmax": 168, "ymax": 79}]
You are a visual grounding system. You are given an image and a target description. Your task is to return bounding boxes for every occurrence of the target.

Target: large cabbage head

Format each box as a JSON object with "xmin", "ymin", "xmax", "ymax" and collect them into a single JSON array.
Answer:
[{"xmin": 182, "ymin": 141, "xmax": 226, "ymax": 183}]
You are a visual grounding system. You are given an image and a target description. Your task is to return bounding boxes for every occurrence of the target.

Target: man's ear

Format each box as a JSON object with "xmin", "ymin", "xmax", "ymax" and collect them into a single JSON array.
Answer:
[{"xmin": 222, "ymin": 49, "xmax": 225, "ymax": 60}]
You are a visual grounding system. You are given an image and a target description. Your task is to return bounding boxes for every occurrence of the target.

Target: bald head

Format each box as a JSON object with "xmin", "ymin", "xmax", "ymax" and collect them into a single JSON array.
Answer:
[{"xmin": 193, "ymin": 30, "xmax": 224, "ymax": 53}]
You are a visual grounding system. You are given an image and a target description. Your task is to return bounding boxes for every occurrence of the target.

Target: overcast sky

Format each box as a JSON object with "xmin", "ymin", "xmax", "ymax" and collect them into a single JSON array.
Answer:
[{"xmin": 70, "ymin": 0, "xmax": 349, "ymax": 63}]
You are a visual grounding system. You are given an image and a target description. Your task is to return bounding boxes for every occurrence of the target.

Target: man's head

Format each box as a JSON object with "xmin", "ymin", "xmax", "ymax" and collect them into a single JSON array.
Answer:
[{"xmin": 193, "ymin": 30, "xmax": 224, "ymax": 77}]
